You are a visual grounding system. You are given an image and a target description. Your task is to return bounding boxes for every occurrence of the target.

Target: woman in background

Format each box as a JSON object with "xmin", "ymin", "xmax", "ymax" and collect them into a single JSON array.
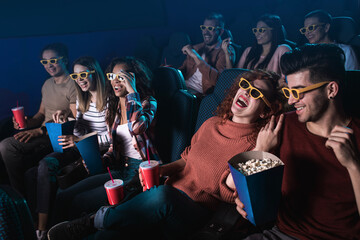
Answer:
[{"xmin": 224, "ymin": 14, "xmax": 291, "ymax": 85}]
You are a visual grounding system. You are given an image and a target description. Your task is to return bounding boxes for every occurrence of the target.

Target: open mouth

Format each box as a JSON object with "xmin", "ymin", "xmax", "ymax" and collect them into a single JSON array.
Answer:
[
  {"xmin": 295, "ymin": 105, "xmax": 305, "ymax": 114},
  {"xmin": 203, "ymin": 35, "xmax": 211, "ymax": 40},
  {"xmin": 235, "ymin": 95, "xmax": 249, "ymax": 108},
  {"xmin": 113, "ymin": 85, "xmax": 122, "ymax": 92},
  {"xmin": 78, "ymin": 81, "xmax": 88, "ymax": 88}
]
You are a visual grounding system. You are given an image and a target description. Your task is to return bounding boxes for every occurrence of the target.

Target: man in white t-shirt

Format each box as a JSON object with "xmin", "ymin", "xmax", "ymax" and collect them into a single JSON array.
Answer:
[
  {"xmin": 179, "ymin": 12, "xmax": 227, "ymax": 96},
  {"xmin": 300, "ymin": 9, "xmax": 359, "ymax": 70}
]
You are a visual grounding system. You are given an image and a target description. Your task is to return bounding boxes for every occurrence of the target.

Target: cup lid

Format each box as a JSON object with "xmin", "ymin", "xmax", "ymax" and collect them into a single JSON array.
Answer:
[
  {"xmin": 11, "ymin": 106, "xmax": 24, "ymax": 111},
  {"xmin": 140, "ymin": 160, "xmax": 159, "ymax": 169},
  {"xmin": 104, "ymin": 179, "xmax": 123, "ymax": 188}
]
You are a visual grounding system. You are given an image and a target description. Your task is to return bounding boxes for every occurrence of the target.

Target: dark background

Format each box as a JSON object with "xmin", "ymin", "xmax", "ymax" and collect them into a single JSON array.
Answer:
[{"xmin": 0, "ymin": 0, "xmax": 359, "ymax": 119}]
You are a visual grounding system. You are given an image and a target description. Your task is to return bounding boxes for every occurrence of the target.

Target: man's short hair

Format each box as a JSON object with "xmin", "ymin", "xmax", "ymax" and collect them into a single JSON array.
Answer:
[
  {"xmin": 280, "ymin": 44, "xmax": 346, "ymax": 86},
  {"xmin": 304, "ymin": 9, "xmax": 332, "ymax": 24},
  {"xmin": 205, "ymin": 12, "xmax": 225, "ymax": 28},
  {"xmin": 40, "ymin": 43, "xmax": 69, "ymax": 62}
]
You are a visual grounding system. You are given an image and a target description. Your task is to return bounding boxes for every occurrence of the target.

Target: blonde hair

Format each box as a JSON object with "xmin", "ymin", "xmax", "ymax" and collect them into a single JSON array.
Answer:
[{"xmin": 73, "ymin": 56, "xmax": 106, "ymax": 113}]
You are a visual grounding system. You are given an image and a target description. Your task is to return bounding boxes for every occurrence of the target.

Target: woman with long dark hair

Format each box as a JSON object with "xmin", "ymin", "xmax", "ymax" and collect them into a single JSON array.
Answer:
[
  {"xmin": 50, "ymin": 56, "xmax": 159, "ymax": 226},
  {"xmin": 225, "ymin": 14, "xmax": 291, "ymax": 79}
]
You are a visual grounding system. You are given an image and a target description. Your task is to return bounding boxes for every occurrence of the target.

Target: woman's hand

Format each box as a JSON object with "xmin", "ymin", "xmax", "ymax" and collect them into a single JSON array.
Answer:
[
  {"xmin": 138, "ymin": 167, "xmax": 147, "ymax": 191},
  {"xmin": 226, "ymin": 173, "xmax": 248, "ymax": 219},
  {"xmin": 120, "ymin": 70, "xmax": 136, "ymax": 94},
  {"xmin": 234, "ymin": 192, "xmax": 248, "ymax": 219},
  {"xmin": 221, "ymin": 38, "xmax": 232, "ymax": 54},
  {"xmin": 52, "ymin": 110, "xmax": 69, "ymax": 123},
  {"xmin": 58, "ymin": 134, "xmax": 78, "ymax": 149},
  {"xmin": 254, "ymin": 114, "xmax": 284, "ymax": 152}
]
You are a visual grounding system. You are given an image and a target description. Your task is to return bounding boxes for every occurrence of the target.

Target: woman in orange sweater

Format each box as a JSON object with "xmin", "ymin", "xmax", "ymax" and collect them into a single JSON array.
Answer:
[{"xmin": 48, "ymin": 69, "xmax": 283, "ymax": 240}]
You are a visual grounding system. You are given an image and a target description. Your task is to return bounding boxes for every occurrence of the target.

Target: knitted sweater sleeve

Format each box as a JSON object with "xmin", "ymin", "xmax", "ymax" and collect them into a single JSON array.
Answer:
[
  {"xmin": 218, "ymin": 169, "xmax": 235, "ymax": 203},
  {"xmin": 180, "ymin": 124, "xmax": 202, "ymax": 162},
  {"xmin": 218, "ymin": 135, "xmax": 256, "ymax": 203}
]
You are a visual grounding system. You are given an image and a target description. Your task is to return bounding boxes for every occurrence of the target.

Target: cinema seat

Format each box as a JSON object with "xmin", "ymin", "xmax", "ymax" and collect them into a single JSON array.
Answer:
[
  {"xmin": 152, "ymin": 66, "xmax": 198, "ymax": 163},
  {"xmin": 331, "ymin": 16, "xmax": 360, "ymax": 61},
  {"xmin": 344, "ymin": 70, "xmax": 360, "ymax": 118},
  {"xmin": 195, "ymin": 68, "xmax": 247, "ymax": 132},
  {"xmin": 0, "ymin": 185, "xmax": 36, "ymax": 240}
]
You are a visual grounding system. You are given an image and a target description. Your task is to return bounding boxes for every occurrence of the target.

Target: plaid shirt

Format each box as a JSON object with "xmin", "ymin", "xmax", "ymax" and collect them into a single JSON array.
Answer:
[{"xmin": 104, "ymin": 92, "xmax": 160, "ymax": 169}]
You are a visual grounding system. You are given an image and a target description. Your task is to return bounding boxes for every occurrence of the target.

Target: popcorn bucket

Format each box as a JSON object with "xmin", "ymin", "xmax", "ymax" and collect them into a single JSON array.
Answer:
[{"xmin": 228, "ymin": 151, "xmax": 284, "ymax": 226}]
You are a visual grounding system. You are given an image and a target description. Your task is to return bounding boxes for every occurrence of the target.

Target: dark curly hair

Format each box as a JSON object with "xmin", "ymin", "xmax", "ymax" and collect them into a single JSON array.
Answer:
[
  {"xmin": 105, "ymin": 56, "xmax": 154, "ymax": 127},
  {"xmin": 216, "ymin": 69, "xmax": 282, "ymax": 123}
]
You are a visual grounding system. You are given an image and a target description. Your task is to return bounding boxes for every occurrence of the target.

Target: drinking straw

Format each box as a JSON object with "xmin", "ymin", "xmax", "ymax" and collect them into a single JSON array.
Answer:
[
  {"xmin": 107, "ymin": 166, "xmax": 114, "ymax": 183},
  {"xmin": 146, "ymin": 146, "xmax": 150, "ymax": 164}
]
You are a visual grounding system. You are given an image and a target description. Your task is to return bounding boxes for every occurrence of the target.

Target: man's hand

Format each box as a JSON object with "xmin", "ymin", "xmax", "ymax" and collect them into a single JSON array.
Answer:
[
  {"xmin": 13, "ymin": 128, "xmax": 43, "ymax": 143},
  {"xmin": 182, "ymin": 44, "xmax": 194, "ymax": 56},
  {"xmin": 13, "ymin": 116, "xmax": 28, "ymax": 130},
  {"xmin": 325, "ymin": 125, "xmax": 359, "ymax": 170}
]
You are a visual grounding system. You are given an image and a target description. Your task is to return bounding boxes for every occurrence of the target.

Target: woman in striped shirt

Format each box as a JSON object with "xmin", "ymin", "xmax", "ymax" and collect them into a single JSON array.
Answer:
[
  {"xmin": 31, "ymin": 56, "xmax": 110, "ymax": 240},
  {"xmin": 49, "ymin": 56, "xmax": 159, "ymax": 226}
]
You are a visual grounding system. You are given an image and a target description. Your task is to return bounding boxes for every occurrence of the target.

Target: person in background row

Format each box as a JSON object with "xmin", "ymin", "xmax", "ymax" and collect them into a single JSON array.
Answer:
[
  {"xmin": 232, "ymin": 14, "xmax": 291, "ymax": 86},
  {"xmin": 0, "ymin": 43, "xmax": 77, "ymax": 196},
  {"xmin": 300, "ymin": 9, "xmax": 359, "ymax": 70},
  {"xmin": 179, "ymin": 12, "xmax": 226, "ymax": 97},
  {"xmin": 47, "ymin": 69, "xmax": 284, "ymax": 240},
  {"xmin": 27, "ymin": 56, "xmax": 110, "ymax": 240}
]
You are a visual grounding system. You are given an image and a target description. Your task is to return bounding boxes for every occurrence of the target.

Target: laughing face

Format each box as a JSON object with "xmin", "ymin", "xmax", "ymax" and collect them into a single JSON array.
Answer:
[
  {"xmin": 111, "ymin": 63, "xmax": 129, "ymax": 97},
  {"xmin": 303, "ymin": 17, "xmax": 329, "ymax": 44},
  {"xmin": 255, "ymin": 21, "xmax": 273, "ymax": 46},
  {"xmin": 42, "ymin": 50, "xmax": 67, "ymax": 77},
  {"xmin": 286, "ymin": 70, "xmax": 329, "ymax": 123},
  {"xmin": 231, "ymin": 79, "xmax": 273, "ymax": 124},
  {"xmin": 73, "ymin": 64, "xmax": 94, "ymax": 92},
  {"xmin": 202, "ymin": 19, "xmax": 222, "ymax": 46}
]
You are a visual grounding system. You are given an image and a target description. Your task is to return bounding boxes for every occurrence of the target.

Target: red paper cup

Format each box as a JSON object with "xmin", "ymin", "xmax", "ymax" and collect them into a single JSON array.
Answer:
[
  {"xmin": 104, "ymin": 179, "xmax": 124, "ymax": 205},
  {"xmin": 11, "ymin": 106, "xmax": 26, "ymax": 129},
  {"xmin": 140, "ymin": 160, "xmax": 160, "ymax": 190}
]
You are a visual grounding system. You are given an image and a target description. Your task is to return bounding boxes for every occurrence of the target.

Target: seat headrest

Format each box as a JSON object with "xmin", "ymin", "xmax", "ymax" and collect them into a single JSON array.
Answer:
[
  {"xmin": 152, "ymin": 67, "xmax": 187, "ymax": 100},
  {"xmin": 168, "ymin": 32, "xmax": 191, "ymax": 52},
  {"xmin": 330, "ymin": 17, "xmax": 358, "ymax": 43}
]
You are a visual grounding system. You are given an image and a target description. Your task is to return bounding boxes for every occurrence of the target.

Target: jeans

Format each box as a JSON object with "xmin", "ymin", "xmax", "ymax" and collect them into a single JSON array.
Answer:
[
  {"xmin": 0, "ymin": 135, "xmax": 52, "ymax": 195},
  {"xmin": 94, "ymin": 185, "xmax": 212, "ymax": 239},
  {"xmin": 51, "ymin": 158, "xmax": 141, "ymax": 224},
  {"xmin": 36, "ymin": 148, "xmax": 80, "ymax": 213}
]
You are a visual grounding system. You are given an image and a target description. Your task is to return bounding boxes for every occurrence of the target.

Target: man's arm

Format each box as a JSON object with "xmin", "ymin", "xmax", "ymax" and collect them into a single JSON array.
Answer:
[
  {"xmin": 325, "ymin": 125, "xmax": 360, "ymax": 214},
  {"xmin": 69, "ymin": 103, "xmax": 77, "ymax": 119},
  {"xmin": 26, "ymin": 102, "xmax": 45, "ymax": 128}
]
